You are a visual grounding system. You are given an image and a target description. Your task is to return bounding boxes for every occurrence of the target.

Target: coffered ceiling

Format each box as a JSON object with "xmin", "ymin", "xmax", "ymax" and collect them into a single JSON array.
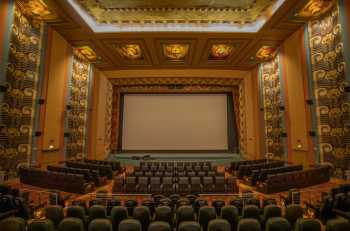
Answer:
[{"xmin": 40, "ymin": 0, "xmax": 331, "ymax": 71}]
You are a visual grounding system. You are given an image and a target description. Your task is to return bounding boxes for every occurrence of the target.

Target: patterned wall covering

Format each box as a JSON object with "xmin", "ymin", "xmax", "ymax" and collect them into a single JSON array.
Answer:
[
  {"xmin": 104, "ymin": 80, "xmax": 113, "ymax": 155},
  {"xmin": 307, "ymin": 3, "xmax": 350, "ymax": 170},
  {"xmin": 0, "ymin": 2, "xmax": 43, "ymax": 173},
  {"xmin": 66, "ymin": 55, "xmax": 91, "ymax": 160},
  {"xmin": 108, "ymin": 77, "xmax": 246, "ymax": 154},
  {"xmin": 259, "ymin": 56, "xmax": 285, "ymax": 159}
]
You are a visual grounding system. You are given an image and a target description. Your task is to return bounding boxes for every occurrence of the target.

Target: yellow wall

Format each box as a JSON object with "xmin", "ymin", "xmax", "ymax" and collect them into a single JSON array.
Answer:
[
  {"xmin": 88, "ymin": 68, "xmax": 110, "ymax": 160},
  {"xmin": 281, "ymin": 28, "xmax": 314, "ymax": 167},
  {"xmin": 38, "ymin": 29, "xmax": 72, "ymax": 166}
]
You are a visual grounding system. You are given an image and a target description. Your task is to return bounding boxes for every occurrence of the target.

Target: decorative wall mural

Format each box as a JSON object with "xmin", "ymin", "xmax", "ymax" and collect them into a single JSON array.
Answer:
[
  {"xmin": 114, "ymin": 44, "xmax": 143, "ymax": 60},
  {"xmin": 74, "ymin": 46, "xmax": 98, "ymax": 62},
  {"xmin": 256, "ymin": 46, "xmax": 277, "ymax": 62},
  {"xmin": 259, "ymin": 56, "xmax": 285, "ymax": 159},
  {"xmin": 162, "ymin": 44, "xmax": 189, "ymax": 61},
  {"xmin": 0, "ymin": 2, "xmax": 43, "ymax": 173},
  {"xmin": 209, "ymin": 44, "xmax": 234, "ymax": 60},
  {"xmin": 66, "ymin": 55, "xmax": 91, "ymax": 160},
  {"xmin": 306, "ymin": 4, "xmax": 350, "ymax": 170}
]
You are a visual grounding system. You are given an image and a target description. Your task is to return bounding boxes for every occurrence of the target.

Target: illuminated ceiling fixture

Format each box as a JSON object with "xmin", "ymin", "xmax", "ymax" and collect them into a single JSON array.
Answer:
[
  {"xmin": 114, "ymin": 44, "xmax": 143, "ymax": 60},
  {"xmin": 67, "ymin": 0, "xmax": 286, "ymax": 32},
  {"xmin": 256, "ymin": 46, "xmax": 277, "ymax": 61},
  {"xmin": 74, "ymin": 46, "xmax": 98, "ymax": 62},
  {"xmin": 163, "ymin": 44, "xmax": 189, "ymax": 61},
  {"xmin": 25, "ymin": 0, "xmax": 59, "ymax": 21},
  {"xmin": 209, "ymin": 44, "xmax": 234, "ymax": 60},
  {"xmin": 297, "ymin": 0, "xmax": 335, "ymax": 19}
]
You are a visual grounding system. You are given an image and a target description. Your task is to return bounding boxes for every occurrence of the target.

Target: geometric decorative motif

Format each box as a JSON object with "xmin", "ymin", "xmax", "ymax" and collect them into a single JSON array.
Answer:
[
  {"xmin": 22, "ymin": 0, "xmax": 59, "ymax": 21},
  {"xmin": 259, "ymin": 55, "xmax": 285, "ymax": 159},
  {"xmin": 104, "ymin": 80, "xmax": 113, "ymax": 155},
  {"xmin": 114, "ymin": 44, "xmax": 143, "ymax": 60},
  {"xmin": 256, "ymin": 46, "xmax": 277, "ymax": 62},
  {"xmin": 162, "ymin": 44, "xmax": 189, "ymax": 61},
  {"xmin": 209, "ymin": 44, "xmax": 234, "ymax": 60},
  {"xmin": 307, "ymin": 4, "xmax": 350, "ymax": 170},
  {"xmin": 66, "ymin": 55, "xmax": 91, "ymax": 160},
  {"xmin": 0, "ymin": 2, "xmax": 43, "ymax": 172}
]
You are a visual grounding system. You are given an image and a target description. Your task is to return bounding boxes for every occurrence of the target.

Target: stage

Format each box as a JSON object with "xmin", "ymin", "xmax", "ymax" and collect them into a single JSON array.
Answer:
[{"xmin": 107, "ymin": 152, "xmax": 242, "ymax": 167}]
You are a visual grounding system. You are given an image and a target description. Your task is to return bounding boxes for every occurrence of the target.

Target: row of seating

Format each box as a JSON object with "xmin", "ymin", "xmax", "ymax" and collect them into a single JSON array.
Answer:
[
  {"xmin": 237, "ymin": 161, "xmax": 285, "ymax": 179},
  {"xmin": 66, "ymin": 161, "xmax": 114, "ymax": 179},
  {"xmin": 249, "ymin": 165, "xmax": 303, "ymax": 186},
  {"xmin": 113, "ymin": 176, "xmax": 237, "ymax": 194},
  {"xmin": 129, "ymin": 169, "xmax": 222, "ymax": 178},
  {"xmin": 229, "ymin": 159, "xmax": 267, "ymax": 172},
  {"xmin": 5, "ymin": 216, "xmax": 347, "ymax": 231},
  {"xmin": 139, "ymin": 161, "xmax": 213, "ymax": 167},
  {"xmin": 47, "ymin": 165, "xmax": 103, "ymax": 186},
  {"xmin": 135, "ymin": 164, "xmax": 216, "ymax": 172},
  {"xmin": 19, "ymin": 167, "xmax": 94, "ymax": 194},
  {"xmin": 257, "ymin": 166, "xmax": 330, "ymax": 194},
  {"xmin": 83, "ymin": 159, "xmax": 121, "ymax": 172}
]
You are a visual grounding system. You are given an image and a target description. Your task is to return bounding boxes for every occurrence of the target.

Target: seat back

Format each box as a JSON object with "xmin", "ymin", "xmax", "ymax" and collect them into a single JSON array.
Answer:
[
  {"xmin": 265, "ymin": 217, "xmax": 291, "ymax": 231},
  {"xmin": 295, "ymin": 218, "xmax": 321, "ymax": 231},
  {"xmin": 110, "ymin": 206, "xmax": 128, "ymax": 231},
  {"xmin": 58, "ymin": 218, "xmax": 84, "ymax": 231},
  {"xmin": 178, "ymin": 221, "xmax": 201, "ymax": 231},
  {"xmin": 237, "ymin": 218, "xmax": 261, "ymax": 231},
  {"xmin": 88, "ymin": 219, "xmax": 113, "ymax": 231},
  {"xmin": 221, "ymin": 205, "xmax": 239, "ymax": 231},
  {"xmin": 45, "ymin": 205, "xmax": 64, "ymax": 228},
  {"xmin": 177, "ymin": 206, "xmax": 195, "ymax": 226},
  {"xmin": 198, "ymin": 206, "xmax": 217, "ymax": 231},
  {"xmin": 285, "ymin": 204, "xmax": 303, "ymax": 227},
  {"xmin": 208, "ymin": 219, "xmax": 231, "ymax": 231},
  {"xmin": 118, "ymin": 219, "xmax": 142, "ymax": 231},
  {"xmin": 147, "ymin": 221, "xmax": 171, "ymax": 231},
  {"xmin": 133, "ymin": 206, "xmax": 151, "ymax": 231},
  {"xmin": 89, "ymin": 205, "xmax": 107, "ymax": 220}
]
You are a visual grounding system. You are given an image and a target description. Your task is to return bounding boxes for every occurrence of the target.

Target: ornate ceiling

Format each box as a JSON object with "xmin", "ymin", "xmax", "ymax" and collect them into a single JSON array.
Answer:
[{"xmin": 36, "ymin": 0, "xmax": 332, "ymax": 70}]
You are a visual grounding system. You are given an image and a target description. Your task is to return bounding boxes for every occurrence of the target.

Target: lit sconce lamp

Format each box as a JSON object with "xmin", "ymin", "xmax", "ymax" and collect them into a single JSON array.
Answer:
[
  {"xmin": 163, "ymin": 44, "xmax": 189, "ymax": 61},
  {"xmin": 296, "ymin": 139, "xmax": 303, "ymax": 149}
]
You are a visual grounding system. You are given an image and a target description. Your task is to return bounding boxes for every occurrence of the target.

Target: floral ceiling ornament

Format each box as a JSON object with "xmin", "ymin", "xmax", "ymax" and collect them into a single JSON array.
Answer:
[
  {"xmin": 23, "ymin": 0, "xmax": 59, "ymax": 21},
  {"xmin": 256, "ymin": 46, "xmax": 277, "ymax": 62},
  {"xmin": 74, "ymin": 46, "xmax": 98, "ymax": 62},
  {"xmin": 114, "ymin": 44, "xmax": 143, "ymax": 60},
  {"xmin": 162, "ymin": 44, "xmax": 190, "ymax": 61},
  {"xmin": 297, "ymin": 0, "xmax": 335, "ymax": 19},
  {"xmin": 209, "ymin": 44, "xmax": 234, "ymax": 60}
]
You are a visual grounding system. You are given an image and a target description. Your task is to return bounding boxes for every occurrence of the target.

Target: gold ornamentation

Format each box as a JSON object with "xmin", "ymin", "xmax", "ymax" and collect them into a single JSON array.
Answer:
[
  {"xmin": 297, "ymin": 0, "xmax": 335, "ymax": 19},
  {"xmin": 209, "ymin": 44, "xmax": 234, "ymax": 60},
  {"xmin": 74, "ymin": 46, "xmax": 98, "ymax": 62},
  {"xmin": 77, "ymin": 0, "xmax": 277, "ymax": 25},
  {"xmin": 256, "ymin": 46, "xmax": 277, "ymax": 61},
  {"xmin": 163, "ymin": 44, "xmax": 189, "ymax": 61},
  {"xmin": 114, "ymin": 44, "xmax": 143, "ymax": 60}
]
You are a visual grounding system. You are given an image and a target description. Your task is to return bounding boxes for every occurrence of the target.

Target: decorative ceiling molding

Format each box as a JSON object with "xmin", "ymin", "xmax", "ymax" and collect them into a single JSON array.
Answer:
[
  {"xmin": 295, "ymin": 0, "xmax": 336, "ymax": 20},
  {"xmin": 17, "ymin": 0, "xmax": 60, "ymax": 21},
  {"xmin": 255, "ymin": 46, "xmax": 278, "ymax": 62},
  {"xmin": 67, "ymin": 0, "xmax": 287, "ymax": 32},
  {"xmin": 73, "ymin": 46, "xmax": 98, "ymax": 62}
]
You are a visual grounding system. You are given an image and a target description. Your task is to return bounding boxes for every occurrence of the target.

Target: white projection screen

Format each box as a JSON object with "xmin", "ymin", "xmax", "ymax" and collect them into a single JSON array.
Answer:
[{"xmin": 121, "ymin": 94, "xmax": 229, "ymax": 151}]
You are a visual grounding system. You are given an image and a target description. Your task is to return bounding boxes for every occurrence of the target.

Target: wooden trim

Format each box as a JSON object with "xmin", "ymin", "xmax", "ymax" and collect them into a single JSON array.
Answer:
[
  {"xmin": 37, "ymin": 27, "xmax": 53, "ymax": 163},
  {"xmin": 0, "ymin": 0, "xmax": 9, "ymax": 65}
]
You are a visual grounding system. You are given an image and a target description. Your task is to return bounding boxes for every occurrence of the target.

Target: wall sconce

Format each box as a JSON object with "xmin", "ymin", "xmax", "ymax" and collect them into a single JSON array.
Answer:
[{"xmin": 296, "ymin": 139, "xmax": 303, "ymax": 149}]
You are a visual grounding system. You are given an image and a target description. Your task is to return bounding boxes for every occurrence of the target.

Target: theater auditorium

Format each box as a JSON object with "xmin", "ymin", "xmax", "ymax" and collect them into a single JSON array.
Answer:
[{"xmin": 0, "ymin": 0, "xmax": 350, "ymax": 231}]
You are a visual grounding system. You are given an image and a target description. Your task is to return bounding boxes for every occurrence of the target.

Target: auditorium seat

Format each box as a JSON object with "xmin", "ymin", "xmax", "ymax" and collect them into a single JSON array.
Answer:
[
  {"xmin": 147, "ymin": 221, "xmax": 171, "ymax": 231},
  {"xmin": 162, "ymin": 177, "xmax": 175, "ymax": 195},
  {"xmin": 133, "ymin": 206, "xmax": 151, "ymax": 231},
  {"xmin": 0, "ymin": 217, "xmax": 26, "ymax": 231},
  {"xmin": 285, "ymin": 204, "xmax": 303, "ymax": 227},
  {"xmin": 262, "ymin": 205, "xmax": 282, "ymax": 223},
  {"xmin": 137, "ymin": 177, "xmax": 149, "ymax": 193},
  {"xmin": 125, "ymin": 177, "xmax": 137, "ymax": 193},
  {"xmin": 178, "ymin": 221, "xmax": 201, "ymax": 231},
  {"xmin": 118, "ymin": 219, "xmax": 142, "ymax": 231},
  {"xmin": 208, "ymin": 219, "xmax": 231, "ymax": 231},
  {"xmin": 190, "ymin": 177, "xmax": 202, "ymax": 193},
  {"xmin": 29, "ymin": 219, "xmax": 55, "ymax": 231},
  {"xmin": 221, "ymin": 205, "xmax": 239, "ymax": 231},
  {"xmin": 295, "ymin": 218, "xmax": 321, "ymax": 231},
  {"xmin": 176, "ymin": 206, "xmax": 195, "ymax": 227},
  {"xmin": 66, "ymin": 206, "xmax": 88, "ymax": 225},
  {"xmin": 214, "ymin": 176, "xmax": 226, "ymax": 192},
  {"xmin": 110, "ymin": 206, "xmax": 128, "ymax": 231},
  {"xmin": 203, "ymin": 177, "xmax": 214, "ymax": 192},
  {"xmin": 242, "ymin": 205, "xmax": 260, "ymax": 221},
  {"xmin": 155, "ymin": 206, "xmax": 173, "ymax": 225},
  {"xmin": 88, "ymin": 219, "xmax": 113, "ymax": 231},
  {"xmin": 194, "ymin": 199, "xmax": 208, "ymax": 214},
  {"xmin": 198, "ymin": 206, "xmax": 217, "ymax": 231},
  {"xmin": 125, "ymin": 199, "xmax": 138, "ymax": 217},
  {"xmin": 237, "ymin": 218, "xmax": 261, "ymax": 231},
  {"xmin": 45, "ymin": 205, "xmax": 64, "ymax": 229},
  {"xmin": 178, "ymin": 177, "xmax": 191, "ymax": 194},
  {"xmin": 212, "ymin": 200, "xmax": 225, "ymax": 216},
  {"xmin": 58, "ymin": 218, "xmax": 84, "ymax": 231},
  {"xmin": 265, "ymin": 217, "xmax": 291, "ymax": 231},
  {"xmin": 88, "ymin": 205, "xmax": 107, "ymax": 221},
  {"xmin": 149, "ymin": 177, "xmax": 161, "ymax": 193}
]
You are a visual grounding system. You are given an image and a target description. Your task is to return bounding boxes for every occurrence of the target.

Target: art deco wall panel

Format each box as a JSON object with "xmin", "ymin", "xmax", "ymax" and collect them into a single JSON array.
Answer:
[
  {"xmin": 306, "ymin": 3, "xmax": 350, "ymax": 170},
  {"xmin": 259, "ymin": 56, "xmax": 286, "ymax": 159},
  {"xmin": 66, "ymin": 55, "xmax": 91, "ymax": 159},
  {"xmin": 0, "ymin": 2, "xmax": 43, "ymax": 172}
]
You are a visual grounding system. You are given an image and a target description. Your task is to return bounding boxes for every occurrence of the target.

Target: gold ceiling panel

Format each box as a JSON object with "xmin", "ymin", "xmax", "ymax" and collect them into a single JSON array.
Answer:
[
  {"xmin": 209, "ymin": 44, "xmax": 235, "ymax": 60},
  {"xmin": 74, "ymin": 46, "xmax": 98, "ymax": 62},
  {"xmin": 114, "ymin": 44, "xmax": 143, "ymax": 60},
  {"xmin": 163, "ymin": 44, "xmax": 190, "ymax": 61},
  {"xmin": 77, "ymin": 0, "xmax": 277, "ymax": 24},
  {"xmin": 19, "ymin": 0, "xmax": 59, "ymax": 21}
]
